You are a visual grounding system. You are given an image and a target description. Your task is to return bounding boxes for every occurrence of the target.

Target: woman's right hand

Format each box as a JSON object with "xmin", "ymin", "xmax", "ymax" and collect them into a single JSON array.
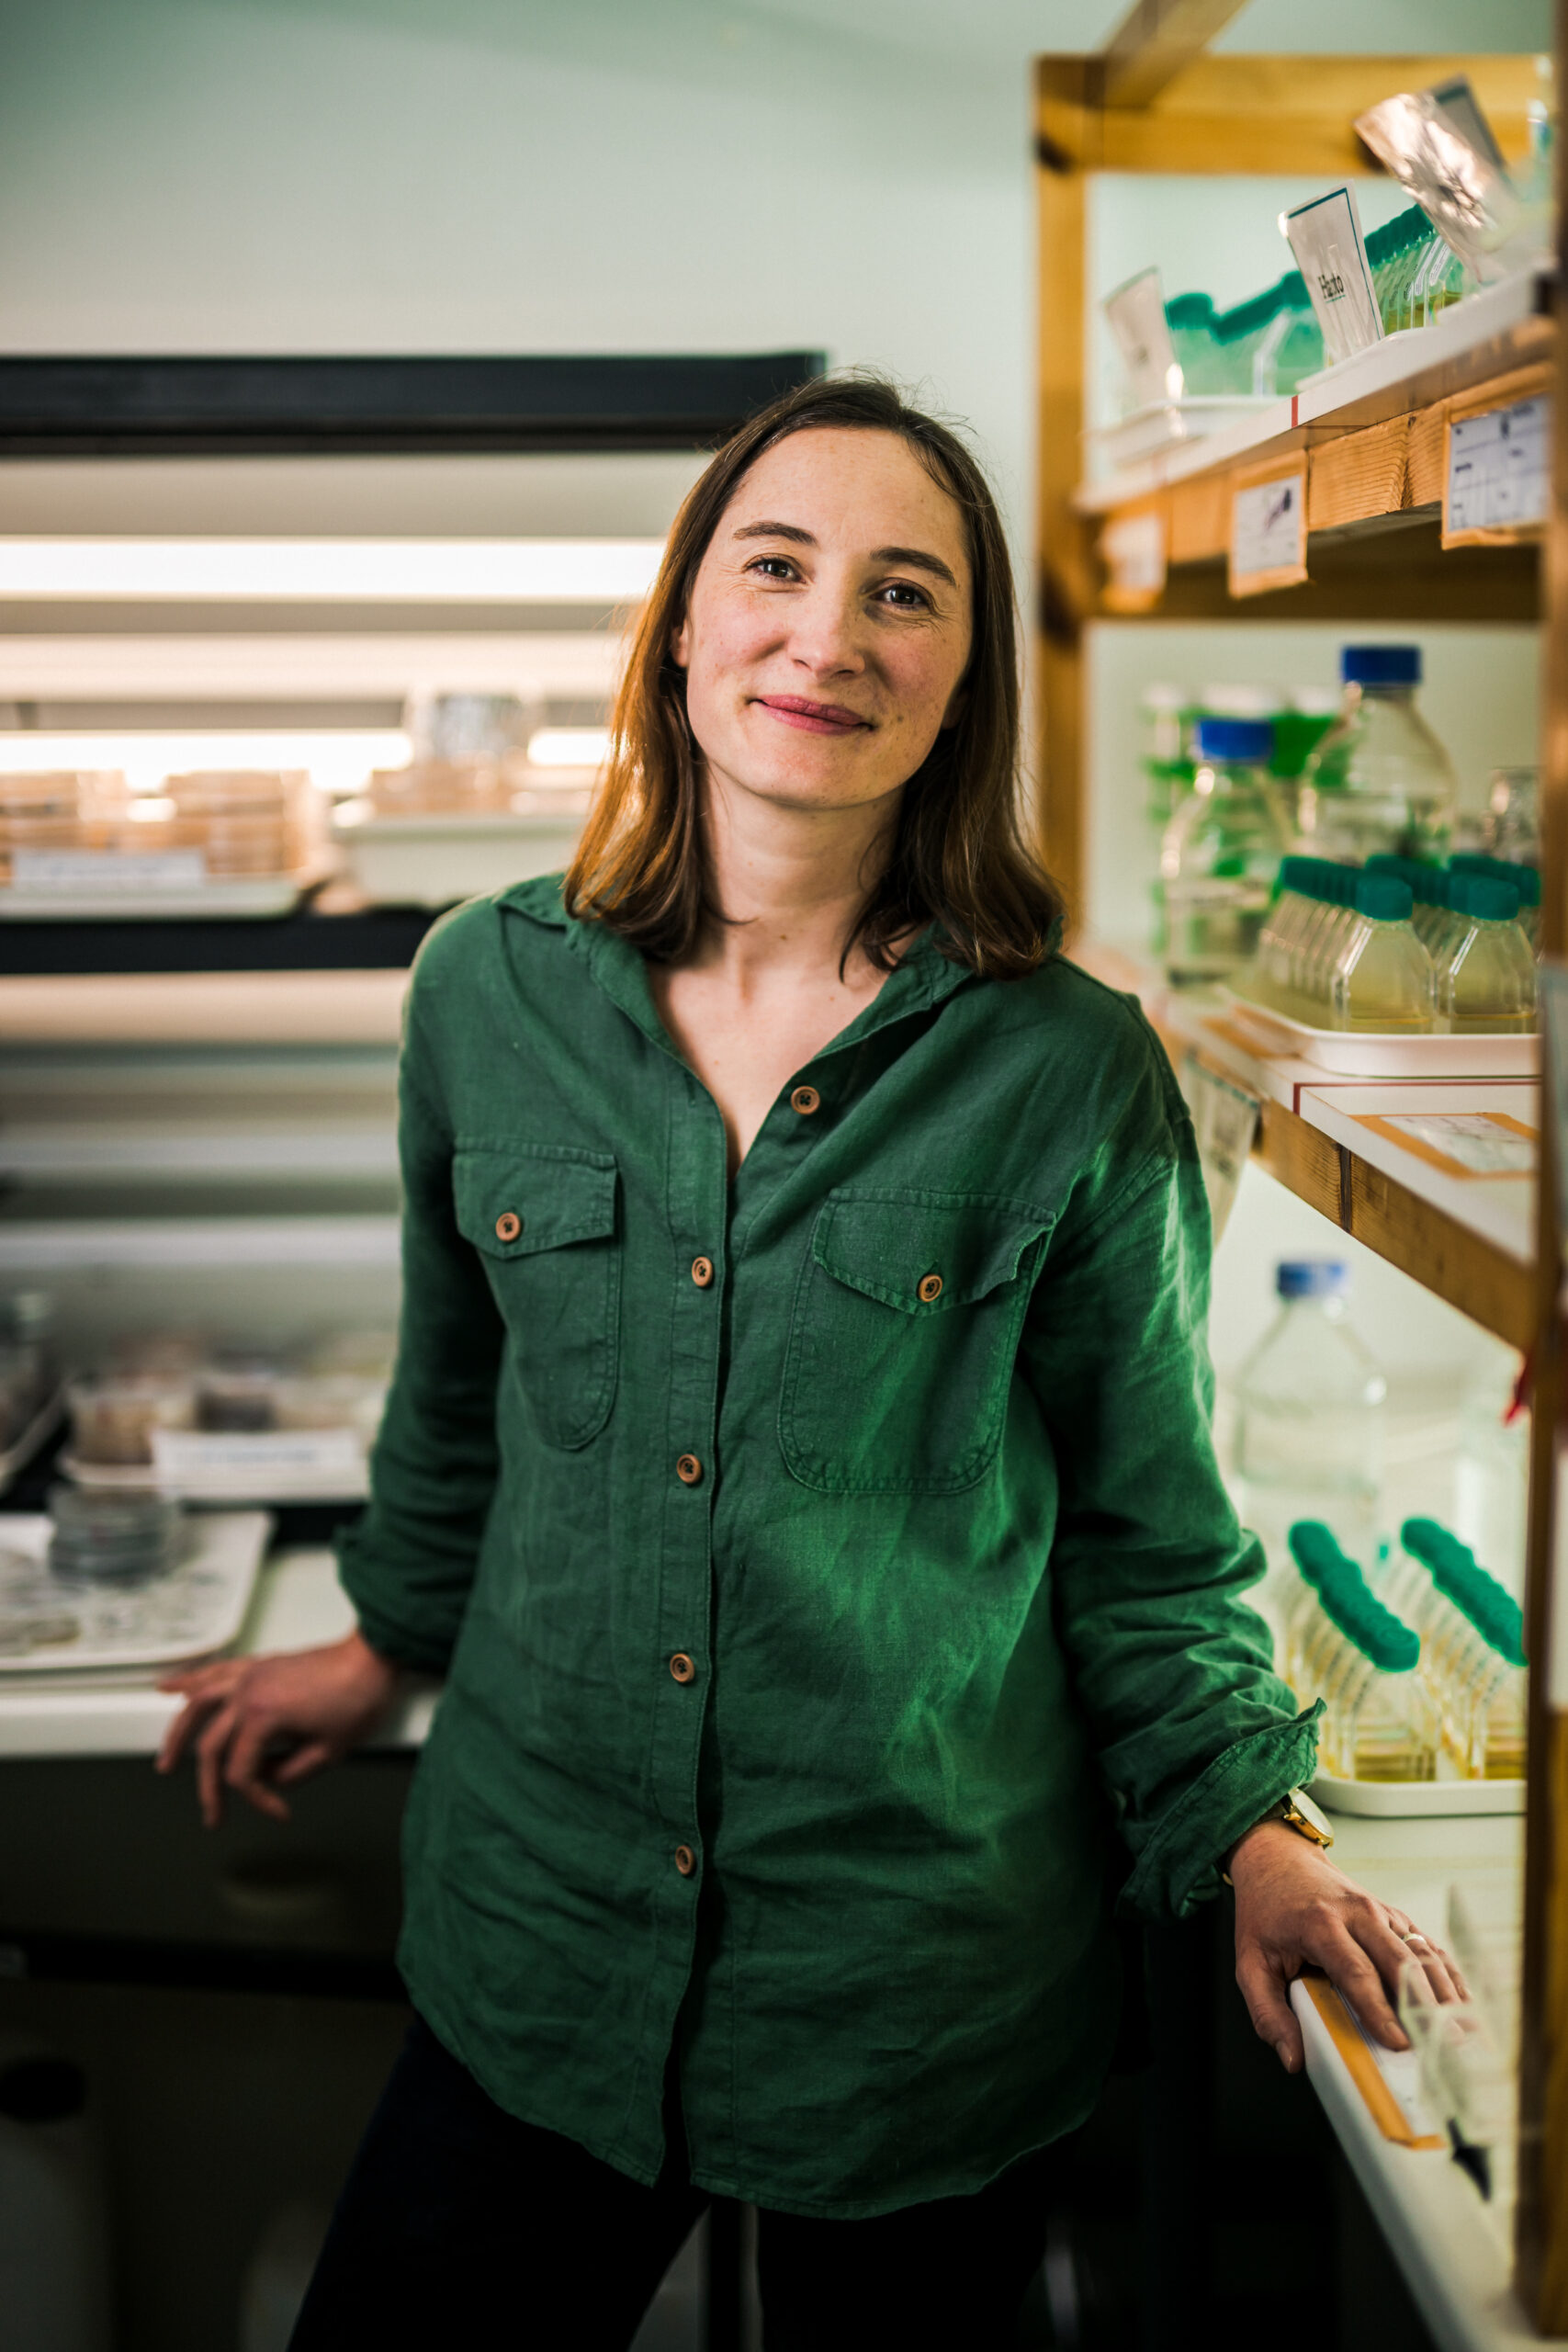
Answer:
[{"xmin": 154, "ymin": 1631, "xmax": 401, "ymax": 1827}]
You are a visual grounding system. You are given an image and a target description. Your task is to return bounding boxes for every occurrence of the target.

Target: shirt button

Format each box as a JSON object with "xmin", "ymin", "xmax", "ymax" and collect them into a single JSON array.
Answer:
[
  {"xmin": 674, "ymin": 1845, "xmax": 697, "ymax": 1877},
  {"xmin": 675, "ymin": 1453, "xmax": 704, "ymax": 1486},
  {"xmin": 494, "ymin": 1211, "xmax": 523, "ymax": 1242},
  {"xmin": 691, "ymin": 1256, "xmax": 714, "ymax": 1288},
  {"xmin": 917, "ymin": 1272, "xmax": 944, "ymax": 1303},
  {"xmin": 789, "ymin": 1085, "xmax": 821, "ymax": 1116},
  {"xmin": 670, "ymin": 1652, "xmax": 696, "ymax": 1684}
]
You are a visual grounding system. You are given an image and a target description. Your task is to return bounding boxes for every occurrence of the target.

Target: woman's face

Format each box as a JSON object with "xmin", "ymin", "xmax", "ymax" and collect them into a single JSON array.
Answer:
[{"xmin": 671, "ymin": 426, "xmax": 973, "ymax": 820}]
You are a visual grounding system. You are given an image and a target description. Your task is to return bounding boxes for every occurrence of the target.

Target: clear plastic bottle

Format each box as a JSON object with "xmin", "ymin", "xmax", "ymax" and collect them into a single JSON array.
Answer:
[
  {"xmin": 1159, "ymin": 716, "xmax": 1292, "ymax": 987},
  {"xmin": 1399, "ymin": 1520, "xmax": 1528, "ymax": 1778},
  {"xmin": 1235, "ymin": 1261, "xmax": 1387, "ymax": 1595},
  {"xmin": 1297, "ymin": 646, "xmax": 1459, "ymax": 865},
  {"xmin": 1319, "ymin": 1591, "xmax": 1433, "ymax": 1783},
  {"xmin": 1438, "ymin": 876, "xmax": 1538, "ymax": 1035},
  {"xmin": 1452, "ymin": 851, "xmax": 1542, "ymax": 958},
  {"xmin": 1330, "ymin": 874, "xmax": 1435, "ymax": 1033}
]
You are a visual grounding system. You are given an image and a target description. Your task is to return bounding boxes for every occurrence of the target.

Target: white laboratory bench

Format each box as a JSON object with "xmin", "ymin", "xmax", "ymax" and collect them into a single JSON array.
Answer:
[
  {"xmin": 0, "ymin": 1544, "xmax": 436, "ymax": 1759},
  {"xmin": 0, "ymin": 1547, "xmax": 1549, "ymax": 2346}
]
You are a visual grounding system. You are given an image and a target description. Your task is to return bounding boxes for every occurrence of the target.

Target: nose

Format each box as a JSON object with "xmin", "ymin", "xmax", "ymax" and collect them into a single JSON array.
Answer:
[{"xmin": 785, "ymin": 580, "xmax": 867, "ymax": 681}]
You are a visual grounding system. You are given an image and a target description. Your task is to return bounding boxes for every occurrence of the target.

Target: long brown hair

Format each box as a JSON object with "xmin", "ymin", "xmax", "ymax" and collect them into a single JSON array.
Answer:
[{"xmin": 563, "ymin": 372, "xmax": 1062, "ymax": 979}]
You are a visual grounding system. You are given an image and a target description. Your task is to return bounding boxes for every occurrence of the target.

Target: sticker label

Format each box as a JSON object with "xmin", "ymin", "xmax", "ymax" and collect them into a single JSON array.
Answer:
[
  {"xmin": 1446, "ymin": 396, "xmax": 1550, "ymax": 541},
  {"xmin": 1229, "ymin": 466, "xmax": 1308, "ymax": 597},
  {"xmin": 1100, "ymin": 508, "xmax": 1167, "ymax": 612},
  {"xmin": 1360, "ymin": 1111, "xmax": 1536, "ymax": 1180},
  {"xmin": 152, "ymin": 1430, "xmax": 364, "ymax": 1478}
]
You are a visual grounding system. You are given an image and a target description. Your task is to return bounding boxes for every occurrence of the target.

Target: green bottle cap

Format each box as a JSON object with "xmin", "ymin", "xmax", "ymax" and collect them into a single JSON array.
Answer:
[
  {"xmin": 1355, "ymin": 875, "xmax": 1412, "ymax": 922},
  {"xmin": 1468, "ymin": 878, "xmax": 1519, "ymax": 922}
]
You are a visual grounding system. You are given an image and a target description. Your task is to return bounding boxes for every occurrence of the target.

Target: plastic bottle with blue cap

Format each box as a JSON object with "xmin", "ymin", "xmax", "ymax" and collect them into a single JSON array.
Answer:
[
  {"xmin": 1159, "ymin": 716, "xmax": 1292, "ymax": 986},
  {"xmin": 1297, "ymin": 645, "xmax": 1458, "ymax": 865},
  {"xmin": 1235, "ymin": 1260, "xmax": 1386, "ymax": 1637}
]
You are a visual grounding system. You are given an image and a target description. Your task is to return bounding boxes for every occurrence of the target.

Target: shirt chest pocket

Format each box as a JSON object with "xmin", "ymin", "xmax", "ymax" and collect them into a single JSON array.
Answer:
[
  {"xmin": 778, "ymin": 1185, "xmax": 1056, "ymax": 1496},
  {"xmin": 453, "ymin": 1144, "xmax": 620, "ymax": 1451}
]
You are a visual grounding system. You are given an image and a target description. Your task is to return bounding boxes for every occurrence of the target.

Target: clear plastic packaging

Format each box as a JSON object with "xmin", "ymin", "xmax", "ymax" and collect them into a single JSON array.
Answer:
[
  {"xmin": 1159, "ymin": 716, "xmax": 1291, "ymax": 986},
  {"xmin": 1297, "ymin": 645, "xmax": 1458, "ymax": 865},
  {"xmin": 1236, "ymin": 1263, "xmax": 1386, "ymax": 1608},
  {"xmin": 65, "ymin": 1374, "xmax": 197, "ymax": 1466}
]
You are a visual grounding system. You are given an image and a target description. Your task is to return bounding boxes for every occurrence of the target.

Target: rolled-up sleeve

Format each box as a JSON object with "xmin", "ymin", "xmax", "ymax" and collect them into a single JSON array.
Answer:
[
  {"xmin": 336, "ymin": 957, "xmax": 502, "ymax": 1674},
  {"xmin": 1021, "ymin": 1030, "xmax": 1320, "ymax": 1919}
]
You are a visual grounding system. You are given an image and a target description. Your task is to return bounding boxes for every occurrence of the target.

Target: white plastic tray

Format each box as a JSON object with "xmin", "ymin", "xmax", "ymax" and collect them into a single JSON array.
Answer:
[
  {"xmin": 333, "ymin": 808, "xmax": 582, "ymax": 910},
  {"xmin": 1312, "ymin": 1770, "xmax": 1525, "ymax": 1817},
  {"xmin": 0, "ymin": 873, "xmax": 312, "ymax": 922},
  {"xmin": 0, "ymin": 1509, "xmax": 271, "ymax": 1676},
  {"xmin": 1222, "ymin": 985, "xmax": 1540, "ymax": 1077},
  {"xmin": 61, "ymin": 1442, "xmax": 369, "ymax": 1506}
]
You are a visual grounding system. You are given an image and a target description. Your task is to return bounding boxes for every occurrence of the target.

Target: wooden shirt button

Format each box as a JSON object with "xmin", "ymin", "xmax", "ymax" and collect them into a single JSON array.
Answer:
[
  {"xmin": 670, "ymin": 1653, "xmax": 696, "ymax": 1684},
  {"xmin": 494, "ymin": 1211, "xmax": 523, "ymax": 1242},
  {"xmin": 789, "ymin": 1085, "xmax": 821, "ymax": 1115},
  {"xmin": 674, "ymin": 1845, "xmax": 697, "ymax": 1877},
  {"xmin": 691, "ymin": 1257, "xmax": 714, "ymax": 1288},
  {"xmin": 917, "ymin": 1272, "xmax": 944, "ymax": 1304},
  {"xmin": 675, "ymin": 1453, "xmax": 704, "ymax": 1487}
]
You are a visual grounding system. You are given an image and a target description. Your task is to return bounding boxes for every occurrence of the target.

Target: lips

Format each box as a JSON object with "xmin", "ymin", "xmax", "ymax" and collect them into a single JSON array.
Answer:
[{"xmin": 755, "ymin": 695, "xmax": 870, "ymax": 736}]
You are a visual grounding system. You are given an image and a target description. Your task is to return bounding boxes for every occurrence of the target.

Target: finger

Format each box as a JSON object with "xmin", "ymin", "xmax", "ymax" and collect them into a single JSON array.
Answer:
[
  {"xmin": 195, "ymin": 1702, "xmax": 242, "ymax": 1829},
  {"xmin": 157, "ymin": 1657, "xmax": 242, "ymax": 1697},
  {"xmin": 156, "ymin": 1688, "xmax": 229, "ymax": 1774},
  {"xmin": 1319, "ymin": 1927, "xmax": 1409, "ymax": 2051},
  {"xmin": 1235, "ymin": 1944, "xmax": 1303, "ymax": 2074},
  {"xmin": 273, "ymin": 1739, "xmax": 334, "ymax": 1788},
  {"xmin": 221, "ymin": 1715, "xmax": 290, "ymax": 1822},
  {"xmin": 1403, "ymin": 1935, "xmax": 1464, "ymax": 2008}
]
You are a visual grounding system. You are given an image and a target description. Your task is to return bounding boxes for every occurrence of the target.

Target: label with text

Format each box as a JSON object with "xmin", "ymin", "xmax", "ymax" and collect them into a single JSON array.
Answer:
[
  {"xmin": 1446, "ymin": 395, "xmax": 1550, "ymax": 541},
  {"xmin": 1229, "ymin": 467, "xmax": 1308, "ymax": 597}
]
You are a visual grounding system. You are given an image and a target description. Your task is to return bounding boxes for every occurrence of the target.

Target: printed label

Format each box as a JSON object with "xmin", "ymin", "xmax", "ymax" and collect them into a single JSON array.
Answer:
[
  {"xmin": 152, "ymin": 1430, "xmax": 364, "ymax": 1477},
  {"xmin": 1446, "ymin": 396, "xmax": 1551, "ymax": 540},
  {"xmin": 1229, "ymin": 467, "xmax": 1308, "ymax": 597}
]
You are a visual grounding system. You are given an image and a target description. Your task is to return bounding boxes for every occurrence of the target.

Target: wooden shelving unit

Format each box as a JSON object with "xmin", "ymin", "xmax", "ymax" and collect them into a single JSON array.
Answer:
[
  {"xmin": 1036, "ymin": 36, "xmax": 1554, "ymax": 1361},
  {"xmin": 1036, "ymin": 11, "xmax": 1566, "ymax": 2330}
]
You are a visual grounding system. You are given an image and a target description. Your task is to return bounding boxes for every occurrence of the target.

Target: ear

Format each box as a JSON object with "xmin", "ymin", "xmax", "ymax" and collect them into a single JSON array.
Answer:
[{"xmin": 670, "ymin": 613, "xmax": 691, "ymax": 671}]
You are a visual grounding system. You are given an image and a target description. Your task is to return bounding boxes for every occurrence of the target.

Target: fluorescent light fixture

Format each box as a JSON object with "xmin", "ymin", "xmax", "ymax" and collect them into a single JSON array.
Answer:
[
  {"xmin": 0, "ymin": 731, "xmax": 412, "ymax": 797},
  {"xmin": 0, "ymin": 540, "xmax": 665, "ymax": 603},
  {"xmin": 527, "ymin": 727, "xmax": 612, "ymax": 770}
]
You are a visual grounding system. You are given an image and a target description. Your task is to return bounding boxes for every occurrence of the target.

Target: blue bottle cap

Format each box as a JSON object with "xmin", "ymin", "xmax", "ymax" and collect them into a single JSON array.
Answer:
[
  {"xmin": 1276, "ymin": 1261, "xmax": 1348, "ymax": 1299},
  {"xmin": 1194, "ymin": 716, "xmax": 1274, "ymax": 763},
  {"xmin": 1342, "ymin": 645, "xmax": 1421, "ymax": 686}
]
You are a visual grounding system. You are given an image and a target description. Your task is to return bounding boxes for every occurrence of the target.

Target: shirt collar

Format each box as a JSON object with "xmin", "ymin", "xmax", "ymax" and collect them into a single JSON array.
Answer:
[{"xmin": 499, "ymin": 876, "xmax": 976, "ymax": 1061}]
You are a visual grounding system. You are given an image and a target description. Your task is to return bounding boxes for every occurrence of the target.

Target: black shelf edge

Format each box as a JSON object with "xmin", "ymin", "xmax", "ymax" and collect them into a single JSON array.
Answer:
[
  {"xmin": 0, "ymin": 901, "xmax": 440, "ymax": 978},
  {"xmin": 0, "ymin": 352, "xmax": 826, "ymax": 457}
]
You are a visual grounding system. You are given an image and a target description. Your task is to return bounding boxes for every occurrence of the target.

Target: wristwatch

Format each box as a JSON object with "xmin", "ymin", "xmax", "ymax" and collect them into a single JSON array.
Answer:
[{"xmin": 1222, "ymin": 1787, "xmax": 1334, "ymax": 1885}]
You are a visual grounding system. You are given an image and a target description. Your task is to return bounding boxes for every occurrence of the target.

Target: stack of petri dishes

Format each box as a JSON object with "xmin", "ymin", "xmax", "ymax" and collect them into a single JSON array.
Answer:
[{"xmin": 47, "ymin": 1487, "xmax": 184, "ymax": 1589}]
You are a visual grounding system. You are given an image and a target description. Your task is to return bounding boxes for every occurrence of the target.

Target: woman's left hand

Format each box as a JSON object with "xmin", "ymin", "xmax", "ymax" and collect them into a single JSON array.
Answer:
[{"xmin": 1228, "ymin": 1819, "xmax": 1467, "ymax": 2074}]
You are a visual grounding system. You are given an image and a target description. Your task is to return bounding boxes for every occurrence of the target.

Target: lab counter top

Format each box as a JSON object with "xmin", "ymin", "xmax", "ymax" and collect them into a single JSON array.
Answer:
[
  {"xmin": 0, "ymin": 1544, "xmax": 436, "ymax": 1759},
  {"xmin": 0, "ymin": 1551, "xmax": 1549, "ymax": 2345}
]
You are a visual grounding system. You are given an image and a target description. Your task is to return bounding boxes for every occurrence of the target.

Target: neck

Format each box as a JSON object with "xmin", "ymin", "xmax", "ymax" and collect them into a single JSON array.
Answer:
[{"xmin": 689, "ymin": 764, "xmax": 902, "ymax": 987}]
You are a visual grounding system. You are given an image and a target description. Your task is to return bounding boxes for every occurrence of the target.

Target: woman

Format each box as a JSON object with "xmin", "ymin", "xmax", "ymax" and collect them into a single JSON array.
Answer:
[{"xmin": 160, "ymin": 374, "xmax": 1455, "ymax": 2347}]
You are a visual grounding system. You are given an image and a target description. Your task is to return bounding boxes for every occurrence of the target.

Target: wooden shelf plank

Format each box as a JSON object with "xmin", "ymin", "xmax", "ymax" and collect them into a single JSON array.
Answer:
[
  {"xmin": 1071, "ymin": 942, "xmax": 1538, "ymax": 1350},
  {"xmin": 1254, "ymin": 1097, "xmax": 1535, "ymax": 1351}
]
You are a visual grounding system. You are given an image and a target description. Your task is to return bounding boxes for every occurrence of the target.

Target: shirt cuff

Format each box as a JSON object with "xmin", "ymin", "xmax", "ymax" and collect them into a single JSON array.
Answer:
[{"xmin": 1116, "ymin": 1701, "xmax": 1325, "ymax": 1922}]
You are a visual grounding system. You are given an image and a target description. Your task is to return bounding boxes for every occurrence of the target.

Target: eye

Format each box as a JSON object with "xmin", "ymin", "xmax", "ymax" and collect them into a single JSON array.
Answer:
[
  {"xmin": 877, "ymin": 581, "xmax": 931, "ymax": 611},
  {"xmin": 746, "ymin": 555, "xmax": 799, "ymax": 582}
]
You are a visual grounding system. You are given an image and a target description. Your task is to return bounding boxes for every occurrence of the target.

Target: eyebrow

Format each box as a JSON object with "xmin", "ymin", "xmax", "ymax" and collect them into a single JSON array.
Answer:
[{"xmin": 731, "ymin": 520, "xmax": 959, "ymax": 592}]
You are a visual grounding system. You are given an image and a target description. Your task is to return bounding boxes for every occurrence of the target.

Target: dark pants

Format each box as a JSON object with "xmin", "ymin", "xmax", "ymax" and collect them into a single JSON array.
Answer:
[{"xmin": 288, "ymin": 2015, "xmax": 1066, "ymax": 2350}]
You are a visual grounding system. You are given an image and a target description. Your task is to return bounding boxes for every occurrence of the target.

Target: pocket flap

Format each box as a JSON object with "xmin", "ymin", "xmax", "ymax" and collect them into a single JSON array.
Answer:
[
  {"xmin": 811, "ymin": 1186, "xmax": 1055, "ymax": 1316},
  {"xmin": 454, "ymin": 1145, "xmax": 617, "ymax": 1259}
]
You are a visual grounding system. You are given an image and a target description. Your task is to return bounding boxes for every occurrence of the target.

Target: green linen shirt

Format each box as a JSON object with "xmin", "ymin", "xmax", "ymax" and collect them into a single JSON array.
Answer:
[{"xmin": 338, "ymin": 875, "xmax": 1318, "ymax": 2220}]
